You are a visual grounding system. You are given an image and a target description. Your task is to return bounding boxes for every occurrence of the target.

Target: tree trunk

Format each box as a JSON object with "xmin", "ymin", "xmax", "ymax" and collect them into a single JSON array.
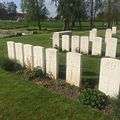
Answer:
[
  {"xmin": 63, "ymin": 18, "xmax": 70, "ymax": 30},
  {"xmin": 90, "ymin": 0, "xmax": 94, "ymax": 28},
  {"xmin": 38, "ymin": 19, "xmax": 41, "ymax": 31}
]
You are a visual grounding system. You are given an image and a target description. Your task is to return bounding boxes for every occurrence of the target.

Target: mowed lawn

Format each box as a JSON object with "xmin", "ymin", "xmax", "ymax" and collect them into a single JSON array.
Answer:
[{"xmin": 0, "ymin": 27, "xmax": 119, "ymax": 119}]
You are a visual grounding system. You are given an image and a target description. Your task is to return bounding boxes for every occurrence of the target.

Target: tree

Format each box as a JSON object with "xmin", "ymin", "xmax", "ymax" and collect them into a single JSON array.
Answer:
[
  {"xmin": 103, "ymin": 0, "xmax": 120, "ymax": 27},
  {"xmin": 85, "ymin": 0, "xmax": 103, "ymax": 28},
  {"xmin": 52, "ymin": 0, "xmax": 87, "ymax": 30},
  {"xmin": 21, "ymin": 0, "xmax": 49, "ymax": 30},
  {"xmin": 0, "ymin": 2, "xmax": 8, "ymax": 20},
  {"xmin": 6, "ymin": 2, "xmax": 17, "ymax": 20}
]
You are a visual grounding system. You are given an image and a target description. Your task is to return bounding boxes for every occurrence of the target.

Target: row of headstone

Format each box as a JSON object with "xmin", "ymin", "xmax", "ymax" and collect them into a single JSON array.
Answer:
[
  {"xmin": 7, "ymin": 41, "xmax": 58, "ymax": 79},
  {"xmin": 53, "ymin": 27, "xmax": 118, "ymax": 58},
  {"xmin": 7, "ymin": 42, "xmax": 120, "ymax": 97},
  {"xmin": 62, "ymin": 35, "xmax": 118, "ymax": 57}
]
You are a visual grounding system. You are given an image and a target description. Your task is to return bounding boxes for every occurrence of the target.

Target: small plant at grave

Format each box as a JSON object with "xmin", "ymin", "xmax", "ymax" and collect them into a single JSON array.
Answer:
[
  {"xmin": 80, "ymin": 51, "xmax": 88, "ymax": 55},
  {"xmin": 54, "ymin": 44, "xmax": 59, "ymax": 49},
  {"xmin": 79, "ymin": 89, "xmax": 110, "ymax": 110},
  {"xmin": 23, "ymin": 67, "xmax": 46, "ymax": 81},
  {"xmin": 62, "ymin": 50, "xmax": 68, "ymax": 53},
  {"xmin": 46, "ymin": 72, "xmax": 55, "ymax": 80},
  {"xmin": 54, "ymin": 45, "xmax": 62, "ymax": 52},
  {"xmin": 82, "ymin": 78, "xmax": 98, "ymax": 89},
  {"xmin": 75, "ymin": 47, "xmax": 80, "ymax": 53},
  {"xmin": 0, "ymin": 58, "xmax": 22, "ymax": 72}
]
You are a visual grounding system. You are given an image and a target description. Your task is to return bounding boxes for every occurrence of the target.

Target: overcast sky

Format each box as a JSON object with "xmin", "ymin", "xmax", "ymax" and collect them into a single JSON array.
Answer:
[{"xmin": 1, "ymin": 0, "xmax": 57, "ymax": 17}]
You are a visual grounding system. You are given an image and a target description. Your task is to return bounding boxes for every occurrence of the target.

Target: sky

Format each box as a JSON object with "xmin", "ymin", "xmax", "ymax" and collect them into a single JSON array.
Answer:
[{"xmin": 1, "ymin": 0, "xmax": 57, "ymax": 17}]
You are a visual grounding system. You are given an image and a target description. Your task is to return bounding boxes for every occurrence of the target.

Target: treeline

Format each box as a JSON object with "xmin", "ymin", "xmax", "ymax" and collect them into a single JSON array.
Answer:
[
  {"xmin": 52, "ymin": 0, "xmax": 120, "ymax": 29},
  {"xmin": 1, "ymin": 0, "xmax": 120, "ymax": 30},
  {"xmin": 0, "ymin": 2, "xmax": 17, "ymax": 20},
  {"xmin": 21, "ymin": 0, "xmax": 120, "ymax": 30}
]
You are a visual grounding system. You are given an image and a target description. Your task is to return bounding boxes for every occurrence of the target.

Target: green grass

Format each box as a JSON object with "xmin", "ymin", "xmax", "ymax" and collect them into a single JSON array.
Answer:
[
  {"xmin": 0, "ymin": 69, "xmax": 110, "ymax": 120},
  {"xmin": 0, "ymin": 20, "xmax": 28, "ymax": 29}
]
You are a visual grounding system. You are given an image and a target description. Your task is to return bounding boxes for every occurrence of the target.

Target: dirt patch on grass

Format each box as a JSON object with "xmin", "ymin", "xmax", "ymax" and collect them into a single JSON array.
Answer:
[{"xmin": 34, "ymin": 79, "xmax": 80, "ymax": 100}]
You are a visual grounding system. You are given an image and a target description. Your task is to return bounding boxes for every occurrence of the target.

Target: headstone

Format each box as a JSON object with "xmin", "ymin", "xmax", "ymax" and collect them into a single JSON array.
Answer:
[
  {"xmin": 92, "ymin": 28, "xmax": 97, "ymax": 37},
  {"xmin": 89, "ymin": 28, "xmax": 97, "ymax": 42},
  {"xmin": 7, "ymin": 41, "xmax": 16, "ymax": 60},
  {"xmin": 92, "ymin": 37, "xmax": 102, "ymax": 56},
  {"xmin": 46, "ymin": 48, "xmax": 58, "ymax": 79},
  {"xmin": 89, "ymin": 31, "xmax": 93, "ymax": 42},
  {"xmin": 80, "ymin": 36, "xmax": 89, "ymax": 54},
  {"xmin": 71, "ymin": 35, "xmax": 80, "ymax": 52},
  {"xmin": 53, "ymin": 31, "xmax": 72, "ymax": 48},
  {"xmin": 99, "ymin": 58, "xmax": 120, "ymax": 97},
  {"xmin": 105, "ymin": 29, "xmax": 112, "ymax": 43},
  {"xmin": 62, "ymin": 35, "xmax": 71, "ymax": 51},
  {"xmin": 105, "ymin": 38, "xmax": 117, "ymax": 58},
  {"xmin": 52, "ymin": 32, "xmax": 60, "ymax": 48},
  {"xmin": 24, "ymin": 44, "xmax": 34, "ymax": 69},
  {"xmin": 112, "ymin": 27, "xmax": 117, "ymax": 34},
  {"xmin": 33, "ymin": 46, "xmax": 45, "ymax": 71},
  {"xmin": 66, "ymin": 52, "xmax": 82, "ymax": 87},
  {"xmin": 15, "ymin": 43, "xmax": 24, "ymax": 66}
]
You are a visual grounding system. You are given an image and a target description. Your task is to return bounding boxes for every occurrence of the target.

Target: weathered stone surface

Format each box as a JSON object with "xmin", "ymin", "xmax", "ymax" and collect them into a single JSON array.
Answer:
[
  {"xmin": 7, "ymin": 41, "xmax": 16, "ymax": 60},
  {"xmin": 23, "ymin": 44, "xmax": 34, "ymax": 68},
  {"xmin": 92, "ymin": 28, "xmax": 97, "ymax": 38},
  {"xmin": 46, "ymin": 48, "xmax": 58, "ymax": 79},
  {"xmin": 99, "ymin": 58, "xmax": 120, "ymax": 97},
  {"xmin": 112, "ymin": 27, "xmax": 117, "ymax": 34},
  {"xmin": 105, "ymin": 29, "xmax": 112, "ymax": 43},
  {"xmin": 105, "ymin": 38, "xmax": 117, "ymax": 58},
  {"xmin": 33, "ymin": 46, "xmax": 45, "ymax": 71},
  {"xmin": 62, "ymin": 35, "xmax": 71, "ymax": 51},
  {"xmin": 89, "ymin": 28, "xmax": 97, "ymax": 42},
  {"xmin": 66, "ymin": 52, "xmax": 82, "ymax": 87},
  {"xmin": 52, "ymin": 32, "xmax": 60, "ymax": 48},
  {"xmin": 92, "ymin": 37, "xmax": 102, "ymax": 55},
  {"xmin": 89, "ymin": 31, "xmax": 93, "ymax": 42},
  {"xmin": 71, "ymin": 35, "xmax": 80, "ymax": 52},
  {"xmin": 80, "ymin": 36, "xmax": 89, "ymax": 54},
  {"xmin": 15, "ymin": 43, "xmax": 24, "ymax": 66}
]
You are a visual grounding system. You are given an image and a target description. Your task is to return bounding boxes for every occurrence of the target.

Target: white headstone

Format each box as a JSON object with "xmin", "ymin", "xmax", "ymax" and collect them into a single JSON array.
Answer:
[
  {"xmin": 46, "ymin": 48, "xmax": 58, "ymax": 79},
  {"xmin": 112, "ymin": 27, "xmax": 117, "ymax": 34},
  {"xmin": 89, "ymin": 31, "xmax": 93, "ymax": 42},
  {"xmin": 99, "ymin": 58, "xmax": 120, "ymax": 97},
  {"xmin": 52, "ymin": 32, "xmax": 60, "ymax": 48},
  {"xmin": 92, "ymin": 37, "xmax": 102, "ymax": 56},
  {"xmin": 105, "ymin": 29, "xmax": 112, "ymax": 43},
  {"xmin": 66, "ymin": 52, "xmax": 82, "ymax": 87},
  {"xmin": 33, "ymin": 46, "xmax": 45, "ymax": 71},
  {"xmin": 71, "ymin": 35, "xmax": 80, "ymax": 52},
  {"xmin": 7, "ymin": 41, "xmax": 16, "ymax": 60},
  {"xmin": 92, "ymin": 28, "xmax": 97, "ymax": 37},
  {"xmin": 15, "ymin": 43, "xmax": 24, "ymax": 66},
  {"xmin": 89, "ymin": 29, "xmax": 97, "ymax": 42},
  {"xmin": 105, "ymin": 38, "xmax": 117, "ymax": 58},
  {"xmin": 62, "ymin": 35, "xmax": 71, "ymax": 51},
  {"xmin": 24, "ymin": 44, "xmax": 34, "ymax": 68},
  {"xmin": 80, "ymin": 36, "xmax": 89, "ymax": 54}
]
